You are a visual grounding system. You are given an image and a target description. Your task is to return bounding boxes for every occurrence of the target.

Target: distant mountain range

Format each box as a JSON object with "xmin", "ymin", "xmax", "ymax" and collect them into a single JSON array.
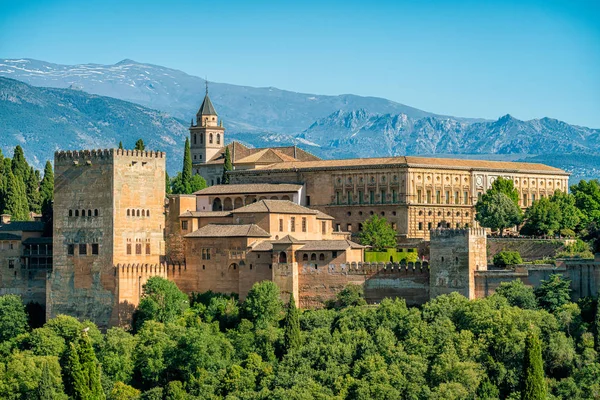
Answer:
[{"xmin": 0, "ymin": 58, "xmax": 599, "ymax": 182}]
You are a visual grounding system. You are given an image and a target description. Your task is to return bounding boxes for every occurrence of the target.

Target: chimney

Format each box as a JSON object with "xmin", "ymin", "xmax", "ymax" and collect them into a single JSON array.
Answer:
[{"xmin": 0, "ymin": 214, "xmax": 11, "ymax": 225}]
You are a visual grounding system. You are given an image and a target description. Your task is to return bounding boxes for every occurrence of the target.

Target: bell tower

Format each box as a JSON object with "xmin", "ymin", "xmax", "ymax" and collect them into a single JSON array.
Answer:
[{"xmin": 190, "ymin": 81, "xmax": 225, "ymax": 174}]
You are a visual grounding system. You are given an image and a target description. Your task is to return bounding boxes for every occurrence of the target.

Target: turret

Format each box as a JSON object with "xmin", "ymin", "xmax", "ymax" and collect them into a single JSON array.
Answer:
[{"xmin": 189, "ymin": 82, "xmax": 225, "ymax": 172}]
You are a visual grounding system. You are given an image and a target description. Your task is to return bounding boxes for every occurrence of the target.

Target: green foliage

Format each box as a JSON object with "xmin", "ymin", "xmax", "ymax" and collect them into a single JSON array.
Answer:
[
  {"xmin": 242, "ymin": 281, "xmax": 282, "ymax": 328},
  {"xmin": 134, "ymin": 139, "xmax": 145, "ymax": 151},
  {"xmin": 222, "ymin": 146, "xmax": 232, "ymax": 184},
  {"xmin": 495, "ymin": 280, "xmax": 537, "ymax": 309},
  {"xmin": 134, "ymin": 277, "xmax": 189, "ymax": 331},
  {"xmin": 165, "ymin": 171, "xmax": 171, "ymax": 195},
  {"xmin": 535, "ymin": 274, "xmax": 571, "ymax": 313},
  {"xmin": 364, "ymin": 248, "xmax": 418, "ymax": 263},
  {"xmin": 182, "ymin": 137, "xmax": 192, "ymax": 185},
  {"xmin": 98, "ymin": 328, "xmax": 136, "ymax": 384},
  {"xmin": 0, "ymin": 294, "xmax": 29, "ymax": 343},
  {"xmin": 490, "ymin": 177, "xmax": 521, "ymax": 205},
  {"xmin": 283, "ymin": 294, "xmax": 301, "ymax": 354},
  {"xmin": 571, "ymin": 179, "xmax": 600, "ymax": 226},
  {"xmin": 328, "ymin": 284, "xmax": 367, "ymax": 310},
  {"xmin": 25, "ymin": 166, "xmax": 41, "ymax": 213},
  {"xmin": 108, "ymin": 381, "xmax": 140, "ymax": 400},
  {"xmin": 11, "ymin": 145, "xmax": 28, "ymax": 179},
  {"xmin": 493, "ymin": 250, "xmax": 523, "ymax": 267},
  {"xmin": 118, "ymin": 141, "xmax": 124, "ymax": 150},
  {"xmin": 4, "ymin": 170, "xmax": 30, "ymax": 221},
  {"xmin": 521, "ymin": 330, "xmax": 547, "ymax": 400},
  {"xmin": 521, "ymin": 197, "xmax": 562, "ymax": 236},
  {"xmin": 358, "ymin": 215, "xmax": 397, "ymax": 251},
  {"xmin": 476, "ymin": 192, "xmax": 523, "ymax": 236},
  {"xmin": 170, "ymin": 138, "xmax": 207, "ymax": 194}
]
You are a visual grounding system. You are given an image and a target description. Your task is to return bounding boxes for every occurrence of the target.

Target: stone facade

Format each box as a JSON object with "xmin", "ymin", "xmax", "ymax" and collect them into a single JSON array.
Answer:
[{"xmin": 48, "ymin": 149, "xmax": 166, "ymax": 328}]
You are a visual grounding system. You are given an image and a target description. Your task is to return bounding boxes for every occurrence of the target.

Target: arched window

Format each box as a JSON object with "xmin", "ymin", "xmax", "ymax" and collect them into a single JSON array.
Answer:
[
  {"xmin": 94, "ymin": 209, "xmax": 99, "ymax": 217},
  {"xmin": 127, "ymin": 209, "xmax": 130, "ymax": 216},
  {"xmin": 69, "ymin": 210, "xmax": 73, "ymax": 217},
  {"xmin": 81, "ymin": 210, "xmax": 85, "ymax": 217},
  {"xmin": 209, "ymin": 133, "xmax": 213, "ymax": 144},
  {"xmin": 230, "ymin": 263, "xmax": 238, "ymax": 270},
  {"xmin": 147, "ymin": 210, "xmax": 150, "ymax": 217},
  {"xmin": 200, "ymin": 134, "xmax": 203, "ymax": 144},
  {"xmin": 193, "ymin": 134, "xmax": 197, "ymax": 145},
  {"xmin": 142, "ymin": 210, "xmax": 145, "ymax": 217},
  {"xmin": 137, "ymin": 209, "xmax": 140, "ymax": 217},
  {"xmin": 311, "ymin": 253, "xmax": 317, "ymax": 261},
  {"xmin": 87, "ymin": 210, "xmax": 92, "ymax": 217},
  {"xmin": 212, "ymin": 198, "xmax": 222, "ymax": 211},
  {"xmin": 302, "ymin": 254, "xmax": 308, "ymax": 261},
  {"xmin": 75, "ymin": 210, "xmax": 79, "ymax": 217},
  {"xmin": 319, "ymin": 253, "xmax": 325, "ymax": 261},
  {"xmin": 279, "ymin": 252, "xmax": 287, "ymax": 263},
  {"xmin": 216, "ymin": 134, "xmax": 220, "ymax": 144}
]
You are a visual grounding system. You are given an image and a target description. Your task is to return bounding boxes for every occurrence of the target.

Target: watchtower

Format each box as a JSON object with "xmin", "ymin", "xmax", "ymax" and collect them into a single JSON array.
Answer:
[{"xmin": 189, "ymin": 84, "xmax": 225, "ymax": 174}]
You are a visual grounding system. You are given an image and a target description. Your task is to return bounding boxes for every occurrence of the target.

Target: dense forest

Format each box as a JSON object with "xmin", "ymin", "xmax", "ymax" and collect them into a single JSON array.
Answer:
[{"xmin": 0, "ymin": 275, "xmax": 599, "ymax": 400}]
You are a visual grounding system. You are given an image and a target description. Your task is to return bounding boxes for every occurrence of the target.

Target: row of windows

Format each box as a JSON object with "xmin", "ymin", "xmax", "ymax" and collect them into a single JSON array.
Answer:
[
  {"xmin": 418, "ymin": 210, "xmax": 470, "ymax": 217},
  {"xmin": 199, "ymin": 264, "xmax": 273, "ymax": 271},
  {"xmin": 300, "ymin": 252, "xmax": 338, "ymax": 261},
  {"xmin": 127, "ymin": 209, "xmax": 151, "ymax": 217},
  {"xmin": 67, "ymin": 243, "xmax": 99, "ymax": 256},
  {"xmin": 126, "ymin": 243, "xmax": 151, "ymax": 255},
  {"xmin": 416, "ymin": 190, "xmax": 470, "ymax": 205},
  {"xmin": 69, "ymin": 209, "xmax": 99, "ymax": 217},
  {"xmin": 336, "ymin": 175, "xmax": 400, "ymax": 185},
  {"xmin": 279, "ymin": 217, "xmax": 308, "ymax": 233},
  {"xmin": 348, "ymin": 210, "xmax": 398, "ymax": 217},
  {"xmin": 335, "ymin": 190, "xmax": 401, "ymax": 205},
  {"xmin": 192, "ymin": 133, "xmax": 221, "ymax": 145},
  {"xmin": 418, "ymin": 222, "xmax": 470, "ymax": 231},
  {"xmin": 0, "ymin": 241, "xmax": 15, "ymax": 250}
]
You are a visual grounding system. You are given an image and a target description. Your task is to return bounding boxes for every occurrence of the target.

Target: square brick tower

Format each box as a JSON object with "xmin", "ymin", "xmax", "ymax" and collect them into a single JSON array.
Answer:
[{"xmin": 48, "ymin": 149, "xmax": 166, "ymax": 328}]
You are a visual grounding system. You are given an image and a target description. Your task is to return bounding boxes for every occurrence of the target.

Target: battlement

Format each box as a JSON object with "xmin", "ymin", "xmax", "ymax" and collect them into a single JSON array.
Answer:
[
  {"xmin": 114, "ymin": 263, "xmax": 169, "ymax": 276},
  {"xmin": 429, "ymin": 227, "xmax": 486, "ymax": 239},
  {"xmin": 55, "ymin": 148, "xmax": 166, "ymax": 164},
  {"xmin": 297, "ymin": 260, "xmax": 430, "ymax": 274}
]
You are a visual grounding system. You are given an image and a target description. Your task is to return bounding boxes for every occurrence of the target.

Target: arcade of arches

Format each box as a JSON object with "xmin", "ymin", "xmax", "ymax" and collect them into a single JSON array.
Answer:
[{"xmin": 212, "ymin": 195, "xmax": 292, "ymax": 211}]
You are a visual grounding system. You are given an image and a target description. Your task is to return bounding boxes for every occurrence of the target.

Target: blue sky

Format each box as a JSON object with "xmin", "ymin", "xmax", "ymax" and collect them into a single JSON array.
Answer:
[{"xmin": 1, "ymin": 0, "xmax": 599, "ymax": 127}]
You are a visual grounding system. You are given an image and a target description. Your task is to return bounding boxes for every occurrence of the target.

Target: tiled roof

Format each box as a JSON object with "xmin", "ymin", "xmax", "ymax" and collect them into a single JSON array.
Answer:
[
  {"xmin": 231, "ymin": 155, "xmax": 567, "ymax": 175},
  {"xmin": 299, "ymin": 240, "xmax": 365, "ymax": 251},
  {"xmin": 22, "ymin": 237, "xmax": 53, "ymax": 245},
  {"xmin": 315, "ymin": 211, "xmax": 335, "ymax": 220},
  {"xmin": 0, "ymin": 233, "xmax": 21, "ymax": 241},
  {"xmin": 197, "ymin": 93, "xmax": 217, "ymax": 116},
  {"xmin": 235, "ymin": 148, "xmax": 298, "ymax": 164},
  {"xmin": 232, "ymin": 200, "xmax": 318, "ymax": 215},
  {"xmin": 0, "ymin": 221, "xmax": 45, "ymax": 232},
  {"xmin": 251, "ymin": 241, "xmax": 274, "ymax": 251},
  {"xmin": 204, "ymin": 141, "xmax": 321, "ymax": 165},
  {"xmin": 193, "ymin": 183, "xmax": 302, "ymax": 196},
  {"xmin": 272, "ymin": 235, "xmax": 305, "ymax": 245},
  {"xmin": 185, "ymin": 224, "xmax": 270, "ymax": 238},
  {"xmin": 179, "ymin": 211, "xmax": 232, "ymax": 218}
]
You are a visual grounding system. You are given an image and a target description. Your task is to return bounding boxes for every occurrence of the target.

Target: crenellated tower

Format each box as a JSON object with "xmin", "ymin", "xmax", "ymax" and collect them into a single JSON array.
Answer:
[{"xmin": 190, "ymin": 83, "xmax": 225, "ymax": 174}]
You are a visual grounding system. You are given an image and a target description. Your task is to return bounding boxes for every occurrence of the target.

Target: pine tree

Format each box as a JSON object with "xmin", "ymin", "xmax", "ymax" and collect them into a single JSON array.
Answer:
[
  {"xmin": 38, "ymin": 359, "xmax": 64, "ymax": 400},
  {"xmin": 11, "ymin": 145, "xmax": 28, "ymax": 180},
  {"xmin": 182, "ymin": 137, "xmax": 192, "ymax": 188},
  {"xmin": 64, "ymin": 341, "xmax": 88, "ymax": 400},
  {"xmin": 78, "ymin": 334, "xmax": 105, "ymax": 400},
  {"xmin": 521, "ymin": 330, "xmax": 546, "ymax": 400},
  {"xmin": 118, "ymin": 141, "xmax": 124, "ymax": 150},
  {"xmin": 4, "ymin": 170, "xmax": 29, "ymax": 220},
  {"xmin": 222, "ymin": 146, "xmax": 232, "ymax": 184},
  {"xmin": 135, "ymin": 139, "xmax": 145, "ymax": 151},
  {"xmin": 283, "ymin": 293, "xmax": 301, "ymax": 354},
  {"xmin": 26, "ymin": 166, "xmax": 41, "ymax": 213}
]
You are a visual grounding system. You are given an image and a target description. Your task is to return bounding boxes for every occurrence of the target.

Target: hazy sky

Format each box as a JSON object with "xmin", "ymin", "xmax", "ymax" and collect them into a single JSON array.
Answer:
[{"xmin": 1, "ymin": 0, "xmax": 599, "ymax": 127}]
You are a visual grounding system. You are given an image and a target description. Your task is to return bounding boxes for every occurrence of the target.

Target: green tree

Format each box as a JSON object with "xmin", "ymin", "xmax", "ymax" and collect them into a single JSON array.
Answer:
[
  {"xmin": 594, "ymin": 290, "xmax": 600, "ymax": 352},
  {"xmin": 521, "ymin": 330, "xmax": 547, "ymax": 400},
  {"xmin": 189, "ymin": 174, "xmax": 207, "ymax": 193},
  {"xmin": 64, "ymin": 341, "xmax": 88, "ymax": 399},
  {"xmin": 135, "ymin": 139, "xmax": 145, "ymax": 151},
  {"xmin": 488, "ymin": 176, "xmax": 520, "ymax": 206},
  {"xmin": 328, "ymin": 283, "xmax": 367, "ymax": 309},
  {"xmin": 98, "ymin": 328, "xmax": 136, "ymax": 384},
  {"xmin": 78, "ymin": 334, "xmax": 105, "ymax": 399},
  {"xmin": 165, "ymin": 381, "xmax": 187, "ymax": 400},
  {"xmin": 570, "ymin": 179, "xmax": 600, "ymax": 226},
  {"xmin": 37, "ymin": 359, "xmax": 68, "ymax": 400},
  {"xmin": 550, "ymin": 190, "xmax": 583, "ymax": 231},
  {"xmin": 475, "ymin": 192, "xmax": 523, "ymax": 236},
  {"xmin": 165, "ymin": 171, "xmax": 171, "ymax": 195},
  {"xmin": 0, "ymin": 294, "xmax": 29, "ymax": 342},
  {"xmin": 243, "ymin": 281, "xmax": 282, "ymax": 328},
  {"xmin": 109, "ymin": 382, "xmax": 140, "ymax": 400},
  {"xmin": 521, "ymin": 197, "xmax": 561, "ymax": 236},
  {"xmin": 182, "ymin": 137, "xmax": 192, "ymax": 187},
  {"xmin": 492, "ymin": 250, "xmax": 523, "ymax": 267},
  {"xmin": 535, "ymin": 274, "xmax": 571, "ymax": 313},
  {"xmin": 495, "ymin": 280, "xmax": 537, "ymax": 309},
  {"xmin": 40, "ymin": 161, "xmax": 54, "ymax": 235},
  {"xmin": 134, "ymin": 277, "xmax": 189, "ymax": 331},
  {"xmin": 118, "ymin": 141, "xmax": 124, "ymax": 150},
  {"xmin": 283, "ymin": 293, "xmax": 301, "ymax": 354},
  {"xmin": 4, "ymin": 170, "xmax": 30, "ymax": 220},
  {"xmin": 11, "ymin": 145, "xmax": 29, "ymax": 179},
  {"xmin": 358, "ymin": 215, "xmax": 397, "ymax": 250},
  {"xmin": 26, "ymin": 166, "xmax": 41, "ymax": 213},
  {"xmin": 222, "ymin": 146, "xmax": 232, "ymax": 184}
]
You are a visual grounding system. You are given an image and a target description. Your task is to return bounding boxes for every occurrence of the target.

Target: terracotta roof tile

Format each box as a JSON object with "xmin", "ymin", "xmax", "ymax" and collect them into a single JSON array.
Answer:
[
  {"xmin": 185, "ymin": 224, "xmax": 270, "ymax": 238},
  {"xmin": 299, "ymin": 240, "xmax": 365, "ymax": 251},
  {"xmin": 272, "ymin": 235, "xmax": 305, "ymax": 244},
  {"xmin": 179, "ymin": 211, "xmax": 232, "ymax": 218},
  {"xmin": 193, "ymin": 183, "xmax": 302, "ymax": 196},
  {"xmin": 232, "ymin": 200, "xmax": 318, "ymax": 215}
]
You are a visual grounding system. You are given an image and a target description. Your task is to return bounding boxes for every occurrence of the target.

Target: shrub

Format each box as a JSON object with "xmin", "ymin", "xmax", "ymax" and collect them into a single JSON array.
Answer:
[{"xmin": 493, "ymin": 251, "xmax": 523, "ymax": 268}]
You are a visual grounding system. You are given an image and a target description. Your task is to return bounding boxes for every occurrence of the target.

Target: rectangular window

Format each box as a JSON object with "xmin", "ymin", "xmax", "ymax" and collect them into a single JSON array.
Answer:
[
  {"xmin": 418, "ymin": 222, "xmax": 423, "ymax": 231},
  {"xmin": 181, "ymin": 221, "xmax": 188, "ymax": 230},
  {"xmin": 279, "ymin": 219, "xmax": 284, "ymax": 232},
  {"xmin": 306, "ymin": 196, "xmax": 311, "ymax": 206},
  {"xmin": 8, "ymin": 259, "xmax": 15, "ymax": 269},
  {"xmin": 79, "ymin": 244, "xmax": 87, "ymax": 256},
  {"xmin": 127, "ymin": 244, "xmax": 132, "ymax": 255},
  {"xmin": 532, "ymin": 193, "xmax": 536, "ymax": 202},
  {"xmin": 290, "ymin": 217, "xmax": 296, "ymax": 232},
  {"xmin": 146, "ymin": 243, "xmax": 151, "ymax": 255},
  {"xmin": 336, "ymin": 192, "xmax": 340, "ymax": 205},
  {"xmin": 302, "ymin": 217, "xmax": 307, "ymax": 232},
  {"xmin": 464, "ymin": 191, "xmax": 469, "ymax": 205},
  {"xmin": 9, "ymin": 242, "xmax": 13, "ymax": 250},
  {"xmin": 92, "ymin": 243, "xmax": 99, "ymax": 255},
  {"xmin": 370, "ymin": 191, "xmax": 375, "ymax": 204},
  {"xmin": 454, "ymin": 191, "xmax": 459, "ymax": 205},
  {"xmin": 392, "ymin": 190, "xmax": 397, "ymax": 203},
  {"xmin": 381, "ymin": 190, "xmax": 386, "ymax": 204},
  {"xmin": 347, "ymin": 223, "xmax": 352, "ymax": 232},
  {"xmin": 428, "ymin": 222, "xmax": 432, "ymax": 230},
  {"xmin": 417, "ymin": 189, "xmax": 422, "ymax": 203},
  {"xmin": 347, "ymin": 192, "xmax": 352, "ymax": 205},
  {"xmin": 358, "ymin": 191, "xmax": 363, "ymax": 204},
  {"xmin": 427, "ymin": 190, "xmax": 432, "ymax": 204},
  {"xmin": 135, "ymin": 244, "xmax": 142, "ymax": 255},
  {"xmin": 321, "ymin": 221, "xmax": 326, "ymax": 234},
  {"xmin": 436, "ymin": 190, "xmax": 441, "ymax": 204},
  {"xmin": 332, "ymin": 251, "xmax": 338, "ymax": 258},
  {"xmin": 523, "ymin": 194, "xmax": 528, "ymax": 206},
  {"xmin": 445, "ymin": 191, "xmax": 450, "ymax": 204}
]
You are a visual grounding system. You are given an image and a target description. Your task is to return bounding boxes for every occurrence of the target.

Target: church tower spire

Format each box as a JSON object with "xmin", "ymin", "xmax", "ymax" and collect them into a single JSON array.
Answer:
[{"xmin": 189, "ymin": 80, "xmax": 225, "ymax": 179}]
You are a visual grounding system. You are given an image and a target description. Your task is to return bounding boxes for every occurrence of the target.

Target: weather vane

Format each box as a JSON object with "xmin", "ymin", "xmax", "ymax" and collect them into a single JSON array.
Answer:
[{"xmin": 205, "ymin": 76, "xmax": 209, "ymax": 95}]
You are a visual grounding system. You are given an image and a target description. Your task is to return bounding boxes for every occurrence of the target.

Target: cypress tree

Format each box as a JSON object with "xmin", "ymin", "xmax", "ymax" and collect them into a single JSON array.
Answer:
[
  {"xmin": 222, "ymin": 147, "xmax": 232, "ymax": 184},
  {"xmin": 283, "ymin": 293, "xmax": 301, "ymax": 354},
  {"xmin": 4, "ymin": 170, "xmax": 29, "ymax": 220},
  {"xmin": 165, "ymin": 171, "xmax": 172, "ymax": 194},
  {"xmin": 594, "ymin": 291, "xmax": 600, "ymax": 352},
  {"xmin": 40, "ymin": 161, "xmax": 54, "ymax": 236},
  {"xmin": 11, "ymin": 145, "xmax": 28, "ymax": 179},
  {"xmin": 64, "ymin": 341, "xmax": 88, "ymax": 400},
  {"xmin": 522, "ymin": 330, "xmax": 546, "ymax": 400},
  {"xmin": 78, "ymin": 334, "xmax": 105, "ymax": 400},
  {"xmin": 135, "ymin": 139, "xmax": 145, "ymax": 151},
  {"xmin": 38, "ymin": 359, "xmax": 64, "ymax": 400},
  {"xmin": 182, "ymin": 137, "xmax": 192, "ymax": 190},
  {"xmin": 26, "ymin": 166, "xmax": 41, "ymax": 213},
  {"xmin": 0, "ymin": 149, "xmax": 5, "ymax": 212},
  {"xmin": 118, "ymin": 141, "xmax": 124, "ymax": 150}
]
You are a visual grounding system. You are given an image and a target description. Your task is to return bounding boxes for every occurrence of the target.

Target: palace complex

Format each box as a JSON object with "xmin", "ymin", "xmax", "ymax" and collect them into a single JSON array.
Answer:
[{"xmin": 0, "ymin": 90, "xmax": 598, "ymax": 329}]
